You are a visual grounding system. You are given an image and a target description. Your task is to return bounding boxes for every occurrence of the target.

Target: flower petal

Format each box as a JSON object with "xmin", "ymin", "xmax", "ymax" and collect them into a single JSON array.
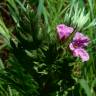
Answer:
[
  {"xmin": 69, "ymin": 43, "xmax": 75, "ymax": 51},
  {"xmin": 73, "ymin": 32, "xmax": 90, "ymax": 46},
  {"xmin": 73, "ymin": 48, "xmax": 89, "ymax": 62}
]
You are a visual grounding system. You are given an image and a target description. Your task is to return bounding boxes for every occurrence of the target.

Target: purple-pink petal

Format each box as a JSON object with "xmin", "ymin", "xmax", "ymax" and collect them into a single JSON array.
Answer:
[
  {"xmin": 73, "ymin": 48, "xmax": 89, "ymax": 62},
  {"xmin": 73, "ymin": 32, "xmax": 90, "ymax": 47},
  {"xmin": 56, "ymin": 24, "xmax": 74, "ymax": 40},
  {"xmin": 69, "ymin": 43, "xmax": 75, "ymax": 51}
]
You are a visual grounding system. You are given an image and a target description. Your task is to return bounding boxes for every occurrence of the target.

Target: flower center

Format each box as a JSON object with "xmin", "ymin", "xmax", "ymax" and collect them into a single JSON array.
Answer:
[{"xmin": 73, "ymin": 39, "xmax": 89, "ymax": 48}]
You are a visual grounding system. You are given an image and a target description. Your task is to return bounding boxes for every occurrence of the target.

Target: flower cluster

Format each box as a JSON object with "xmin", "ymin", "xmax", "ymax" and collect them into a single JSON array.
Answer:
[{"xmin": 56, "ymin": 24, "xmax": 90, "ymax": 62}]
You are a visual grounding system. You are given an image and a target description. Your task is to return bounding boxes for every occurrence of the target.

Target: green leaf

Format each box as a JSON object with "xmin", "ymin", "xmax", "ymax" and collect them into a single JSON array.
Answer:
[
  {"xmin": 0, "ymin": 17, "xmax": 10, "ymax": 45},
  {"xmin": 37, "ymin": 0, "xmax": 44, "ymax": 17},
  {"xmin": 0, "ymin": 59, "xmax": 4, "ymax": 70},
  {"xmin": 79, "ymin": 79, "xmax": 92, "ymax": 96}
]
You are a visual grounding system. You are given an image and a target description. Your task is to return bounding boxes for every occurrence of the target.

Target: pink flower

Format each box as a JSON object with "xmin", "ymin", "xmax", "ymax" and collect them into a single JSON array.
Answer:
[
  {"xmin": 69, "ymin": 32, "xmax": 90, "ymax": 62},
  {"xmin": 56, "ymin": 24, "xmax": 73, "ymax": 41}
]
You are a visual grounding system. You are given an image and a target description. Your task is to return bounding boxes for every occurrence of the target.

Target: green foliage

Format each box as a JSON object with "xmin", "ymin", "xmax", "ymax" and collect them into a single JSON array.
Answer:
[{"xmin": 0, "ymin": 0, "xmax": 96, "ymax": 96}]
